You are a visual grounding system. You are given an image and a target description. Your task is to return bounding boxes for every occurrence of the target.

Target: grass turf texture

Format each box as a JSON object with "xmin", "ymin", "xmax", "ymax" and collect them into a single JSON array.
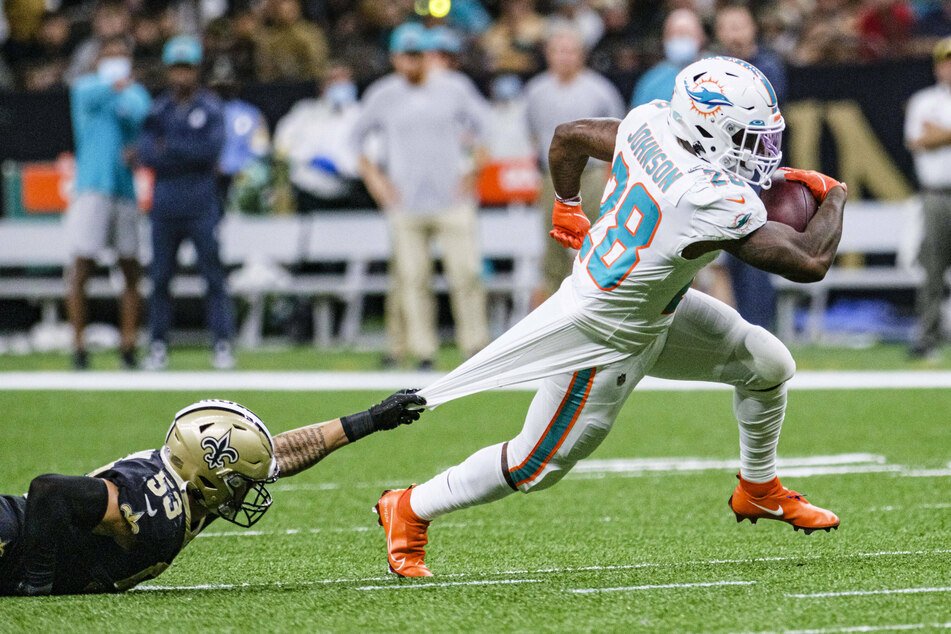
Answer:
[
  {"xmin": 1, "ymin": 342, "xmax": 950, "ymax": 373},
  {"xmin": 0, "ymin": 388, "xmax": 948, "ymax": 632}
]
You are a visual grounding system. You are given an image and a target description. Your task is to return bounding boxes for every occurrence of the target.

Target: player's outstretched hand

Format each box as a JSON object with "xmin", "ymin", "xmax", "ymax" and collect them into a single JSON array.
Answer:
[
  {"xmin": 777, "ymin": 167, "xmax": 846, "ymax": 202},
  {"xmin": 368, "ymin": 389, "xmax": 426, "ymax": 431},
  {"xmin": 550, "ymin": 199, "xmax": 590, "ymax": 249}
]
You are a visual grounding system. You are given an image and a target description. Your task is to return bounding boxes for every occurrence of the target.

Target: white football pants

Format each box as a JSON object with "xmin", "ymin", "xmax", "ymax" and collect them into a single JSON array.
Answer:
[{"xmin": 410, "ymin": 287, "xmax": 795, "ymax": 520}]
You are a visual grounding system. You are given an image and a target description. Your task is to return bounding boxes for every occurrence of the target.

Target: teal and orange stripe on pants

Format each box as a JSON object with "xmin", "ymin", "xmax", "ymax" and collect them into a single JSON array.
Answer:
[{"xmin": 508, "ymin": 368, "xmax": 597, "ymax": 488}]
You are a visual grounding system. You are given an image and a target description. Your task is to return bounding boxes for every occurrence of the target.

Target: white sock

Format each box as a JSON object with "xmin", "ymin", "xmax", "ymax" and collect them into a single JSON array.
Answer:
[
  {"xmin": 410, "ymin": 443, "xmax": 514, "ymax": 521},
  {"xmin": 734, "ymin": 383, "xmax": 786, "ymax": 483}
]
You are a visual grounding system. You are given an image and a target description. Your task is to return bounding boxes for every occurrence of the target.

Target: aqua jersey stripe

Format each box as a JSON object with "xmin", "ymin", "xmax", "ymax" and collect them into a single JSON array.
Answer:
[{"xmin": 509, "ymin": 368, "xmax": 595, "ymax": 486}]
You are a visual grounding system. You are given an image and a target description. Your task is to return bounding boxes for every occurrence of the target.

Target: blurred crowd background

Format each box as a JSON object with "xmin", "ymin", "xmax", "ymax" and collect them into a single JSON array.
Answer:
[{"xmin": 1, "ymin": 0, "xmax": 949, "ymax": 93}]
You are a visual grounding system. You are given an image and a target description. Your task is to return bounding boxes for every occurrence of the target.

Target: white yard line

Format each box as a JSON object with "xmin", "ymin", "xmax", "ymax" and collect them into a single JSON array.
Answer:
[
  {"xmin": 788, "ymin": 586, "xmax": 951, "ymax": 599},
  {"xmin": 3, "ymin": 370, "xmax": 951, "ymax": 391},
  {"xmin": 569, "ymin": 580, "xmax": 755, "ymax": 594},
  {"xmin": 749, "ymin": 622, "xmax": 951, "ymax": 633},
  {"xmin": 355, "ymin": 579, "xmax": 542, "ymax": 590},
  {"xmin": 135, "ymin": 549, "xmax": 951, "ymax": 593}
]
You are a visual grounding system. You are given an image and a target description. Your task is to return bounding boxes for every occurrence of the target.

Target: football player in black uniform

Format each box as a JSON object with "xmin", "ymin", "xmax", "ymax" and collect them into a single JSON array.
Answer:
[{"xmin": 0, "ymin": 390, "xmax": 425, "ymax": 595}]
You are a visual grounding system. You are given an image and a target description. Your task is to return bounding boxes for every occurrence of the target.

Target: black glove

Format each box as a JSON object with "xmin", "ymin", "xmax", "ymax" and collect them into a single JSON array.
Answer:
[
  {"xmin": 15, "ymin": 581, "xmax": 53, "ymax": 597},
  {"xmin": 340, "ymin": 389, "xmax": 426, "ymax": 442}
]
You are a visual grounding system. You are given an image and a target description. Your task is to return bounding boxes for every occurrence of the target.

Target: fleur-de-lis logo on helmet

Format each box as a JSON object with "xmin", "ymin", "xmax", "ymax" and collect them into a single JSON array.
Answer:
[{"xmin": 201, "ymin": 429, "xmax": 240, "ymax": 469}]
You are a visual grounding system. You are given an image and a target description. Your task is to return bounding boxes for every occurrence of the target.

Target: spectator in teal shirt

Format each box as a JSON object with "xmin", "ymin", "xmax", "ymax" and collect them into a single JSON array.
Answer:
[
  {"xmin": 65, "ymin": 36, "xmax": 151, "ymax": 371},
  {"xmin": 630, "ymin": 9, "xmax": 706, "ymax": 108}
]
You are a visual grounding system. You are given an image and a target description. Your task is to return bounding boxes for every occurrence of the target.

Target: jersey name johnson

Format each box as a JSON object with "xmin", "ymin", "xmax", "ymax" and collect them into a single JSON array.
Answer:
[{"xmin": 566, "ymin": 103, "xmax": 767, "ymax": 353}]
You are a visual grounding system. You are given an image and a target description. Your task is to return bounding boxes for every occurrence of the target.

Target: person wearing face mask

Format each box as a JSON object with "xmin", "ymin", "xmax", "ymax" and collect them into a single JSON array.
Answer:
[
  {"xmin": 273, "ymin": 61, "xmax": 371, "ymax": 212},
  {"xmin": 631, "ymin": 8, "xmax": 706, "ymax": 108},
  {"xmin": 66, "ymin": 36, "xmax": 151, "ymax": 370}
]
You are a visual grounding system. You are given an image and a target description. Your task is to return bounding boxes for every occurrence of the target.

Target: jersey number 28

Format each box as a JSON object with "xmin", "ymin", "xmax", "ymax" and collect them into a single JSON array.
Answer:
[{"xmin": 579, "ymin": 154, "xmax": 662, "ymax": 290}]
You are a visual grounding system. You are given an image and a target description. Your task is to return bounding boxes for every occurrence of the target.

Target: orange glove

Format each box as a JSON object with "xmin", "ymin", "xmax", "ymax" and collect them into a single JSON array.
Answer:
[
  {"xmin": 550, "ymin": 198, "xmax": 590, "ymax": 249},
  {"xmin": 777, "ymin": 167, "xmax": 845, "ymax": 202}
]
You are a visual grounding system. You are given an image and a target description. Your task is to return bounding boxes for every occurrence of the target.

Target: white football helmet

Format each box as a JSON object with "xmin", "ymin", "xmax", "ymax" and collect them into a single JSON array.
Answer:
[
  {"xmin": 163, "ymin": 399, "xmax": 279, "ymax": 527},
  {"xmin": 669, "ymin": 56, "xmax": 784, "ymax": 188}
]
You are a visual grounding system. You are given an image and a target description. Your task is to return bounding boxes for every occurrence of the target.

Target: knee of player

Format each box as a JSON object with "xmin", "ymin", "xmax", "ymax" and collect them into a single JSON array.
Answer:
[{"xmin": 745, "ymin": 326, "xmax": 796, "ymax": 389}]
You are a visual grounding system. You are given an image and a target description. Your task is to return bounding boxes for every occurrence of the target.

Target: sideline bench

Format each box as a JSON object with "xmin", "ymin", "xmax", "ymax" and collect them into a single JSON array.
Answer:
[
  {"xmin": 772, "ymin": 199, "xmax": 926, "ymax": 343},
  {"xmin": 0, "ymin": 208, "xmax": 543, "ymax": 348}
]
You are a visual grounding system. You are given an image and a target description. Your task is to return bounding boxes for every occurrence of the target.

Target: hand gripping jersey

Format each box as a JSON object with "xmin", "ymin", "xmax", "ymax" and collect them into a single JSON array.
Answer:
[
  {"xmin": 565, "ymin": 102, "xmax": 768, "ymax": 352},
  {"xmin": 0, "ymin": 450, "xmax": 208, "ymax": 595}
]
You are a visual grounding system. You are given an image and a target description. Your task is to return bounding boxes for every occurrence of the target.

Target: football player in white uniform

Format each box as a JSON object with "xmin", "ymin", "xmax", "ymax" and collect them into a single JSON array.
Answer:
[{"xmin": 375, "ymin": 57, "xmax": 848, "ymax": 577}]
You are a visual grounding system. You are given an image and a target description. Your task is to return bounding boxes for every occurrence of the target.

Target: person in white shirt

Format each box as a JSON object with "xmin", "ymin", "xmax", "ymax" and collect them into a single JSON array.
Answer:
[
  {"xmin": 905, "ymin": 37, "xmax": 951, "ymax": 359},
  {"xmin": 273, "ymin": 62, "xmax": 368, "ymax": 211}
]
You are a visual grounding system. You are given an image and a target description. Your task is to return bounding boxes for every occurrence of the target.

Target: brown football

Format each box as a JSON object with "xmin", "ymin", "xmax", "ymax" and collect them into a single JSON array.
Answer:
[{"xmin": 759, "ymin": 179, "xmax": 817, "ymax": 233}]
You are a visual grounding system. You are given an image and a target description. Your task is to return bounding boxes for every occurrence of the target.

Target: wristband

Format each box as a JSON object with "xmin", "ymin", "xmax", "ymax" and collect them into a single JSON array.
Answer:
[
  {"xmin": 339, "ymin": 410, "xmax": 374, "ymax": 442},
  {"xmin": 555, "ymin": 194, "xmax": 582, "ymax": 206}
]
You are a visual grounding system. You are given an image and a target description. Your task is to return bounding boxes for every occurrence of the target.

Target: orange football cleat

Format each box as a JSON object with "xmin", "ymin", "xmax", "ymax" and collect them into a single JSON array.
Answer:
[
  {"xmin": 729, "ymin": 475, "xmax": 840, "ymax": 534},
  {"xmin": 374, "ymin": 487, "xmax": 433, "ymax": 577}
]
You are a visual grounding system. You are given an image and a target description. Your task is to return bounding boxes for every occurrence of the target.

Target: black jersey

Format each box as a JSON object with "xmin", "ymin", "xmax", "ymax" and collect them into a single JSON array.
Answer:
[{"xmin": 0, "ymin": 449, "xmax": 208, "ymax": 595}]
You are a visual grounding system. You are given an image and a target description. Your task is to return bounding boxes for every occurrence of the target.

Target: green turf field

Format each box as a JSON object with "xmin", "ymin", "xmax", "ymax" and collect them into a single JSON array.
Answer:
[{"xmin": 0, "ymin": 385, "xmax": 948, "ymax": 632}]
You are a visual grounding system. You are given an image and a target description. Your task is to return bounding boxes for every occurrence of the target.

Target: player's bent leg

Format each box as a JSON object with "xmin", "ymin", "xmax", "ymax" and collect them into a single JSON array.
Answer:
[
  {"xmin": 649, "ymin": 290, "xmax": 838, "ymax": 532},
  {"xmin": 384, "ymin": 358, "xmax": 639, "ymax": 576}
]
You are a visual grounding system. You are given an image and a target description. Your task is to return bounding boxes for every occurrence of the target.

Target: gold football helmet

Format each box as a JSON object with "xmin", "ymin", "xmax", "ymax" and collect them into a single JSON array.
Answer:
[{"xmin": 163, "ymin": 400, "xmax": 279, "ymax": 527}]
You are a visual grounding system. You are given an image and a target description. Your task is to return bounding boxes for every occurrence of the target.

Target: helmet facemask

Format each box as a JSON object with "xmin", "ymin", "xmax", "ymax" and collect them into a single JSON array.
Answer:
[
  {"xmin": 719, "ymin": 118, "xmax": 784, "ymax": 188},
  {"xmin": 214, "ymin": 471, "xmax": 278, "ymax": 528}
]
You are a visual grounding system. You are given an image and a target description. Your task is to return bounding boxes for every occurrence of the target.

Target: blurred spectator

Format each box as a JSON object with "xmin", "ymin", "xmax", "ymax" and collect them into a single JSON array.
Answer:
[
  {"xmin": 9, "ymin": 9, "xmax": 73, "ymax": 90},
  {"xmin": 424, "ymin": 25, "xmax": 487, "ymax": 102},
  {"xmin": 713, "ymin": 4, "xmax": 788, "ymax": 332},
  {"xmin": 257, "ymin": 0, "xmax": 329, "ymax": 82},
  {"xmin": 274, "ymin": 61, "xmax": 370, "ymax": 210},
  {"xmin": 66, "ymin": 1, "xmax": 132, "ymax": 83},
  {"xmin": 858, "ymin": 0, "xmax": 915, "ymax": 60},
  {"xmin": 546, "ymin": 0, "xmax": 605, "ymax": 50},
  {"xmin": 2, "ymin": 0, "xmax": 45, "ymax": 47},
  {"xmin": 794, "ymin": 0, "xmax": 860, "ymax": 64},
  {"xmin": 137, "ymin": 36, "xmax": 235, "ymax": 371},
  {"xmin": 759, "ymin": 0, "xmax": 808, "ymax": 60},
  {"xmin": 631, "ymin": 8, "xmax": 706, "ymax": 107},
  {"xmin": 209, "ymin": 60, "xmax": 272, "ymax": 214},
  {"xmin": 904, "ymin": 36, "xmax": 951, "ymax": 360},
  {"xmin": 486, "ymin": 74, "xmax": 533, "ymax": 160},
  {"xmin": 354, "ymin": 22, "xmax": 491, "ymax": 369},
  {"xmin": 131, "ymin": 9, "xmax": 167, "ymax": 91},
  {"xmin": 589, "ymin": 0, "xmax": 643, "ymax": 100},
  {"xmin": 481, "ymin": 0, "xmax": 547, "ymax": 74},
  {"xmin": 65, "ymin": 36, "xmax": 150, "ymax": 370},
  {"xmin": 916, "ymin": 0, "xmax": 951, "ymax": 38},
  {"xmin": 525, "ymin": 26, "xmax": 625, "ymax": 300},
  {"xmin": 204, "ymin": 10, "xmax": 261, "ymax": 85}
]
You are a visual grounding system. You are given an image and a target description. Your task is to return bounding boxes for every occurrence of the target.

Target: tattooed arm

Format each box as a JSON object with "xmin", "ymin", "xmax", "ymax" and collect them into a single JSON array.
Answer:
[
  {"xmin": 272, "ymin": 390, "xmax": 425, "ymax": 478},
  {"xmin": 548, "ymin": 118, "xmax": 620, "ymax": 199}
]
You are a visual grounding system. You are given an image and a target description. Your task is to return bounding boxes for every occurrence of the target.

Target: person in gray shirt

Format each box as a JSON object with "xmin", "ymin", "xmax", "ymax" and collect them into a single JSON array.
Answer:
[
  {"xmin": 524, "ymin": 26, "xmax": 626, "ymax": 301},
  {"xmin": 354, "ymin": 22, "xmax": 491, "ymax": 369}
]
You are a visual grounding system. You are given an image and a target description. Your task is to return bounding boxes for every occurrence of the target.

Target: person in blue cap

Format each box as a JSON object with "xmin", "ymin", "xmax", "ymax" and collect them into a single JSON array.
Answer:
[
  {"xmin": 135, "ymin": 35, "xmax": 235, "ymax": 371},
  {"xmin": 354, "ymin": 22, "xmax": 491, "ymax": 370}
]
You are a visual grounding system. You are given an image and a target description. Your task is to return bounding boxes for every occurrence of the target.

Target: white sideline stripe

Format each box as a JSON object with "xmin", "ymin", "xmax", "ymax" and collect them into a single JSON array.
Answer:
[
  {"xmin": 355, "ymin": 579, "xmax": 542, "ymax": 591},
  {"xmin": 3, "ymin": 370, "xmax": 951, "ymax": 391},
  {"xmin": 570, "ymin": 580, "xmax": 755, "ymax": 594},
  {"xmin": 788, "ymin": 586, "xmax": 951, "ymax": 599},
  {"xmin": 749, "ymin": 622, "xmax": 951, "ymax": 633},
  {"xmin": 134, "ymin": 549, "xmax": 951, "ymax": 593}
]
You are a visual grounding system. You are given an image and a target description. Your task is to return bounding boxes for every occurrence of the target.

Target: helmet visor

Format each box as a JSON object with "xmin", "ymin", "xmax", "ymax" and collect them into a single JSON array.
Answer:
[{"xmin": 218, "ymin": 472, "xmax": 277, "ymax": 528}]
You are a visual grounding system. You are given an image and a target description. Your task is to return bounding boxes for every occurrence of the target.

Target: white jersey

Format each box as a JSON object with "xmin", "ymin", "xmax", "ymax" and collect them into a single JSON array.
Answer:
[{"xmin": 565, "ymin": 101, "xmax": 768, "ymax": 352}]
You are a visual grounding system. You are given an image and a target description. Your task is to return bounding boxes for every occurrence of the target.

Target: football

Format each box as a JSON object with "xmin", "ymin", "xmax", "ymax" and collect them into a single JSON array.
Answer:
[{"xmin": 759, "ymin": 178, "xmax": 817, "ymax": 232}]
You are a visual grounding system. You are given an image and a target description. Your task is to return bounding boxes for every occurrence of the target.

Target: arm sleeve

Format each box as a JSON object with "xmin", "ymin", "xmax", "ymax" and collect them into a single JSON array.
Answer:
[
  {"xmin": 115, "ymin": 83, "xmax": 151, "ymax": 126},
  {"xmin": 351, "ymin": 88, "xmax": 385, "ymax": 158},
  {"xmin": 137, "ymin": 110, "xmax": 176, "ymax": 174},
  {"xmin": 18, "ymin": 475, "xmax": 109, "ymax": 592},
  {"xmin": 72, "ymin": 77, "xmax": 115, "ymax": 115}
]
